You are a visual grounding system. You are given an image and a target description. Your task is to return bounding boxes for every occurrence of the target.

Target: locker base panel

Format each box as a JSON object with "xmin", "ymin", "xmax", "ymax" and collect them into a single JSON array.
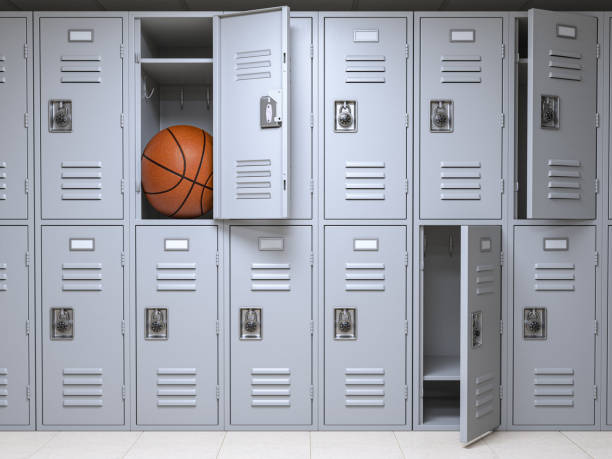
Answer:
[
  {"xmin": 0, "ymin": 425, "xmax": 35, "ymax": 431},
  {"xmin": 506, "ymin": 425, "xmax": 601, "ymax": 431},
  {"xmin": 319, "ymin": 425, "xmax": 413, "ymax": 431},
  {"xmin": 225, "ymin": 425, "xmax": 316, "ymax": 431},
  {"xmin": 422, "ymin": 398, "xmax": 459, "ymax": 427},
  {"xmin": 35, "ymin": 425, "xmax": 131, "ymax": 431},
  {"xmin": 132, "ymin": 425, "xmax": 223, "ymax": 431}
]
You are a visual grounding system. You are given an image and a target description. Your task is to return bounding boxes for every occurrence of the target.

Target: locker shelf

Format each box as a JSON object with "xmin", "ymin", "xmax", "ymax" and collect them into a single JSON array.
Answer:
[
  {"xmin": 423, "ymin": 356, "xmax": 460, "ymax": 381},
  {"xmin": 423, "ymin": 398, "xmax": 460, "ymax": 426},
  {"xmin": 140, "ymin": 59, "xmax": 213, "ymax": 85}
]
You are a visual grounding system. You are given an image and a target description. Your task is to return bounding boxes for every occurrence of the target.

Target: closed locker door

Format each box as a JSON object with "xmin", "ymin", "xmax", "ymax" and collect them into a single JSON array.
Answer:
[
  {"xmin": 42, "ymin": 226, "xmax": 124, "ymax": 425},
  {"xmin": 420, "ymin": 18, "xmax": 503, "ymax": 220},
  {"xmin": 0, "ymin": 18, "xmax": 28, "ymax": 220},
  {"xmin": 527, "ymin": 10, "xmax": 597, "ymax": 219},
  {"xmin": 460, "ymin": 226, "xmax": 501, "ymax": 443},
  {"xmin": 39, "ymin": 18, "xmax": 124, "ymax": 220},
  {"xmin": 325, "ymin": 226, "xmax": 407, "ymax": 425},
  {"xmin": 0, "ymin": 227, "xmax": 29, "ymax": 425},
  {"xmin": 514, "ymin": 226, "xmax": 595, "ymax": 425},
  {"xmin": 324, "ymin": 18, "xmax": 407, "ymax": 220},
  {"xmin": 136, "ymin": 226, "xmax": 218, "ymax": 426},
  {"xmin": 214, "ymin": 7, "xmax": 290, "ymax": 219},
  {"xmin": 230, "ymin": 226, "xmax": 312, "ymax": 425}
]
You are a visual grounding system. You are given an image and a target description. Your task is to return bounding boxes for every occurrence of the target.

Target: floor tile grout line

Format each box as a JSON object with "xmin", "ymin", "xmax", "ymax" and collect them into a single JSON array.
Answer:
[
  {"xmin": 392, "ymin": 431, "xmax": 407, "ymax": 459},
  {"xmin": 27, "ymin": 430, "xmax": 60, "ymax": 458},
  {"xmin": 120, "ymin": 430, "xmax": 144, "ymax": 459},
  {"xmin": 559, "ymin": 431, "xmax": 595, "ymax": 458},
  {"xmin": 215, "ymin": 430, "xmax": 228, "ymax": 459}
]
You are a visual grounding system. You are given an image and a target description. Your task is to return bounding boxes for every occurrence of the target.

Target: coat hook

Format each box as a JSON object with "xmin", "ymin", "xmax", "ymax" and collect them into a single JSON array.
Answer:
[
  {"xmin": 448, "ymin": 233, "xmax": 454, "ymax": 257},
  {"xmin": 180, "ymin": 87, "xmax": 184, "ymax": 110},
  {"xmin": 144, "ymin": 78, "xmax": 155, "ymax": 102}
]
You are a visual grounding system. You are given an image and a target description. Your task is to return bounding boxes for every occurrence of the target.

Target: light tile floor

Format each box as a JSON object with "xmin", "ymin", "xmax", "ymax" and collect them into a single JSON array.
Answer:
[{"xmin": 1, "ymin": 430, "xmax": 612, "ymax": 459}]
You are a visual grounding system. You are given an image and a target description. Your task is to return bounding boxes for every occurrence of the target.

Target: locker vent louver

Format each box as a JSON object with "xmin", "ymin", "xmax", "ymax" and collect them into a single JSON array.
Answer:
[
  {"xmin": 439, "ymin": 54, "xmax": 482, "ymax": 83},
  {"xmin": 475, "ymin": 264, "xmax": 496, "ymax": 295},
  {"xmin": 250, "ymin": 368, "xmax": 291, "ymax": 407},
  {"xmin": 60, "ymin": 55, "xmax": 102, "ymax": 83},
  {"xmin": 250, "ymin": 263, "xmax": 291, "ymax": 291},
  {"xmin": 235, "ymin": 159, "xmax": 272, "ymax": 200},
  {"xmin": 0, "ymin": 161, "xmax": 7, "ymax": 201},
  {"xmin": 234, "ymin": 49, "xmax": 272, "ymax": 81},
  {"xmin": 156, "ymin": 368, "xmax": 197, "ymax": 407},
  {"xmin": 62, "ymin": 368, "xmax": 104, "ymax": 407},
  {"xmin": 533, "ymin": 262, "xmax": 575, "ymax": 291},
  {"xmin": 344, "ymin": 368, "xmax": 385, "ymax": 407},
  {"xmin": 439, "ymin": 161, "xmax": 482, "ymax": 201},
  {"xmin": 0, "ymin": 368, "xmax": 7, "ymax": 407},
  {"xmin": 345, "ymin": 262, "xmax": 385, "ymax": 291},
  {"xmin": 533, "ymin": 368, "xmax": 575, "ymax": 407},
  {"xmin": 344, "ymin": 54, "xmax": 386, "ymax": 83},
  {"xmin": 0, "ymin": 57, "xmax": 6, "ymax": 84},
  {"xmin": 0, "ymin": 261, "xmax": 7, "ymax": 292},
  {"xmin": 546, "ymin": 160, "xmax": 582, "ymax": 201},
  {"xmin": 474, "ymin": 372, "xmax": 495, "ymax": 419},
  {"xmin": 156, "ymin": 262, "xmax": 197, "ymax": 291},
  {"xmin": 62, "ymin": 262, "xmax": 103, "ymax": 291},
  {"xmin": 61, "ymin": 161, "xmax": 103, "ymax": 201},
  {"xmin": 344, "ymin": 161, "xmax": 386, "ymax": 201},
  {"xmin": 547, "ymin": 50, "xmax": 582, "ymax": 82}
]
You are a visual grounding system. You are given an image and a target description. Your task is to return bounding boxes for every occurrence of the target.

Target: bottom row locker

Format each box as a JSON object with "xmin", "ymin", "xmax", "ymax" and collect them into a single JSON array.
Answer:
[
  {"xmin": 230, "ymin": 225, "xmax": 313, "ymax": 426},
  {"xmin": 136, "ymin": 226, "xmax": 219, "ymax": 426},
  {"xmin": 41, "ymin": 226, "xmax": 125, "ymax": 426}
]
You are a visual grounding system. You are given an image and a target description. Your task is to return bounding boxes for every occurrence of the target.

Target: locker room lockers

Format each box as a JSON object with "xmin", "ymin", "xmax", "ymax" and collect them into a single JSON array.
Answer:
[
  {"xmin": 41, "ymin": 226, "xmax": 125, "ymax": 426},
  {"xmin": 324, "ymin": 17, "xmax": 408, "ymax": 220},
  {"xmin": 514, "ymin": 226, "xmax": 595, "ymax": 425},
  {"xmin": 39, "ymin": 17, "xmax": 124, "ymax": 220},
  {"xmin": 230, "ymin": 225, "xmax": 312, "ymax": 425},
  {"xmin": 0, "ymin": 17, "xmax": 29, "ymax": 220},
  {"xmin": 325, "ymin": 226, "xmax": 407, "ymax": 425},
  {"xmin": 419, "ymin": 17, "xmax": 503, "ymax": 220},
  {"xmin": 0, "ymin": 226, "xmax": 30, "ymax": 425},
  {"xmin": 136, "ymin": 226, "xmax": 218, "ymax": 426}
]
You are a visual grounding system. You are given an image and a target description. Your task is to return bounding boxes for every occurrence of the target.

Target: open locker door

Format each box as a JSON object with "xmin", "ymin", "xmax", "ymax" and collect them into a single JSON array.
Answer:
[
  {"xmin": 460, "ymin": 226, "xmax": 501, "ymax": 444},
  {"xmin": 527, "ymin": 10, "xmax": 597, "ymax": 219},
  {"xmin": 213, "ymin": 7, "xmax": 290, "ymax": 219}
]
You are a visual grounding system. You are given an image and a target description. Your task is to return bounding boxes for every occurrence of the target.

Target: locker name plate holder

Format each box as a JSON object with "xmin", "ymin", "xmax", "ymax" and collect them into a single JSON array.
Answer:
[
  {"xmin": 334, "ymin": 308, "xmax": 356, "ymax": 340},
  {"xmin": 260, "ymin": 90, "xmax": 282, "ymax": 128},
  {"xmin": 146, "ymin": 308, "xmax": 168, "ymax": 340},
  {"xmin": 523, "ymin": 307, "xmax": 546, "ymax": 340},
  {"xmin": 51, "ymin": 307, "xmax": 74, "ymax": 340},
  {"xmin": 49, "ymin": 99, "xmax": 72, "ymax": 132},
  {"xmin": 430, "ymin": 100, "xmax": 453, "ymax": 133},
  {"xmin": 334, "ymin": 101, "xmax": 357, "ymax": 132},
  {"xmin": 540, "ymin": 95, "xmax": 559, "ymax": 129},
  {"xmin": 240, "ymin": 307, "xmax": 262, "ymax": 340}
]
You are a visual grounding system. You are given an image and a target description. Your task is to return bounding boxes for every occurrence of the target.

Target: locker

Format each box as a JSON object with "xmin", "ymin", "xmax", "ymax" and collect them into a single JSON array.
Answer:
[
  {"xmin": 0, "ymin": 227, "xmax": 30, "ymax": 425},
  {"xmin": 514, "ymin": 226, "xmax": 595, "ymax": 425},
  {"xmin": 419, "ymin": 17, "xmax": 503, "ymax": 219},
  {"xmin": 0, "ymin": 17, "xmax": 29, "ymax": 220},
  {"xmin": 41, "ymin": 226, "xmax": 124, "ymax": 426},
  {"xmin": 230, "ymin": 225, "xmax": 312, "ymax": 425},
  {"xmin": 214, "ymin": 7, "xmax": 290, "ymax": 219},
  {"xmin": 325, "ymin": 226, "xmax": 406, "ymax": 425},
  {"xmin": 39, "ymin": 17, "xmax": 124, "ymax": 220},
  {"xmin": 324, "ymin": 18, "xmax": 407, "ymax": 220},
  {"xmin": 136, "ymin": 226, "xmax": 218, "ymax": 426},
  {"xmin": 526, "ymin": 10, "xmax": 597, "ymax": 219}
]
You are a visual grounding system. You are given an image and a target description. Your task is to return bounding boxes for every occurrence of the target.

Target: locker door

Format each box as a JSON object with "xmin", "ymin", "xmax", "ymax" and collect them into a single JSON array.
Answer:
[
  {"xmin": 39, "ymin": 18, "xmax": 124, "ymax": 220},
  {"xmin": 325, "ymin": 226, "xmax": 407, "ymax": 425},
  {"xmin": 527, "ymin": 10, "xmax": 597, "ymax": 219},
  {"xmin": 0, "ymin": 18, "xmax": 28, "ymax": 219},
  {"xmin": 42, "ymin": 226, "xmax": 124, "ymax": 425},
  {"xmin": 136, "ymin": 226, "xmax": 218, "ymax": 426},
  {"xmin": 0, "ymin": 227, "xmax": 29, "ymax": 425},
  {"xmin": 420, "ymin": 18, "xmax": 503, "ymax": 219},
  {"xmin": 214, "ymin": 7, "xmax": 290, "ymax": 219},
  {"xmin": 460, "ymin": 226, "xmax": 501, "ymax": 443},
  {"xmin": 514, "ymin": 226, "xmax": 595, "ymax": 425},
  {"xmin": 230, "ymin": 226, "xmax": 312, "ymax": 425},
  {"xmin": 324, "ymin": 18, "xmax": 407, "ymax": 220}
]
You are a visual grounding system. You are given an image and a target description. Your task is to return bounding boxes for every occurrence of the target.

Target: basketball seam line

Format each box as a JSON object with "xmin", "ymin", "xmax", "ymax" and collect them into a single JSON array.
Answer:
[
  {"xmin": 140, "ymin": 127, "xmax": 187, "ymax": 195},
  {"xmin": 142, "ymin": 154, "xmax": 213, "ymax": 192},
  {"xmin": 169, "ymin": 129, "xmax": 207, "ymax": 217}
]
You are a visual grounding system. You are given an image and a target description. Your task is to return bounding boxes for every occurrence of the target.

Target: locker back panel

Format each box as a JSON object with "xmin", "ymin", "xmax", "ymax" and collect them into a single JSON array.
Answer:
[
  {"xmin": 324, "ymin": 18, "xmax": 407, "ymax": 219},
  {"xmin": 42, "ymin": 226, "xmax": 124, "ymax": 426},
  {"xmin": 230, "ymin": 225, "xmax": 312, "ymax": 425},
  {"xmin": 420, "ymin": 18, "xmax": 503, "ymax": 219},
  {"xmin": 0, "ymin": 226, "xmax": 29, "ymax": 425},
  {"xmin": 514, "ymin": 226, "xmax": 595, "ymax": 425},
  {"xmin": 136, "ymin": 226, "xmax": 218, "ymax": 426},
  {"xmin": 39, "ymin": 17, "xmax": 124, "ymax": 220},
  {"xmin": 325, "ymin": 226, "xmax": 407, "ymax": 425}
]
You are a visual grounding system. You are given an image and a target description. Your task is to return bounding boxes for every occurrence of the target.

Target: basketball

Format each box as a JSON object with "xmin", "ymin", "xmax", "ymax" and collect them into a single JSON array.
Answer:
[{"xmin": 141, "ymin": 125, "xmax": 213, "ymax": 218}]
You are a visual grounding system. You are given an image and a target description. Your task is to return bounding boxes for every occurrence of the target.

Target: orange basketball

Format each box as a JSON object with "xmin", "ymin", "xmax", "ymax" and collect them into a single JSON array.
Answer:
[{"xmin": 141, "ymin": 125, "xmax": 213, "ymax": 218}]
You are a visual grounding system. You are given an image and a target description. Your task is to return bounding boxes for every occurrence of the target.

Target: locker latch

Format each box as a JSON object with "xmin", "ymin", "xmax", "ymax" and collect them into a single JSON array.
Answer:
[
  {"xmin": 523, "ymin": 307, "xmax": 546, "ymax": 340},
  {"xmin": 260, "ymin": 90, "xmax": 282, "ymax": 128},
  {"xmin": 334, "ymin": 101, "xmax": 357, "ymax": 132},
  {"xmin": 240, "ymin": 307, "xmax": 262, "ymax": 340},
  {"xmin": 430, "ymin": 100, "xmax": 453, "ymax": 132},
  {"xmin": 51, "ymin": 307, "xmax": 74, "ymax": 340},
  {"xmin": 145, "ymin": 307, "xmax": 168, "ymax": 340},
  {"xmin": 540, "ymin": 95, "xmax": 559, "ymax": 129},
  {"xmin": 49, "ymin": 100, "xmax": 72, "ymax": 133},
  {"xmin": 472, "ymin": 311, "xmax": 482, "ymax": 348},
  {"xmin": 334, "ymin": 308, "xmax": 356, "ymax": 340}
]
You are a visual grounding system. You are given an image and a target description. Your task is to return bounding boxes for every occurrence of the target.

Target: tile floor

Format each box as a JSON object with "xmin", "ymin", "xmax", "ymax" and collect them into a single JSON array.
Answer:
[{"xmin": 1, "ymin": 430, "xmax": 612, "ymax": 459}]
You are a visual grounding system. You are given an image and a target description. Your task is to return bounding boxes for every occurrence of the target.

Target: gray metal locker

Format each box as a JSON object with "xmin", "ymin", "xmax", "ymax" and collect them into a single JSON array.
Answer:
[
  {"xmin": 514, "ymin": 226, "xmax": 595, "ymax": 425},
  {"xmin": 39, "ymin": 17, "xmax": 124, "ymax": 220},
  {"xmin": 230, "ymin": 225, "xmax": 312, "ymax": 425},
  {"xmin": 324, "ymin": 18, "xmax": 407, "ymax": 220},
  {"xmin": 41, "ymin": 226, "xmax": 124, "ymax": 426},
  {"xmin": 136, "ymin": 226, "xmax": 219, "ymax": 426},
  {"xmin": 325, "ymin": 226, "xmax": 407, "ymax": 425},
  {"xmin": 419, "ymin": 18, "xmax": 503, "ymax": 220},
  {"xmin": 0, "ymin": 226, "xmax": 30, "ymax": 425},
  {"xmin": 527, "ymin": 10, "xmax": 597, "ymax": 219},
  {"xmin": 214, "ymin": 7, "xmax": 290, "ymax": 219},
  {"xmin": 0, "ymin": 17, "xmax": 29, "ymax": 220}
]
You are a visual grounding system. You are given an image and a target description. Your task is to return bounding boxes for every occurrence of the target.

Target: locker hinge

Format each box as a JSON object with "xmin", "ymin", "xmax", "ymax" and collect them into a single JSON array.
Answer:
[
  {"xmin": 25, "ymin": 251, "xmax": 30, "ymax": 267},
  {"xmin": 215, "ymin": 251, "xmax": 220, "ymax": 267},
  {"xmin": 404, "ymin": 179, "xmax": 409, "ymax": 195},
  {"xmin": 596, "ymin": 43, "xmax": 600, "ymax": 59},
  {"xmin": 309, "ymin": 44, "xmax": 314, "ymax": 59},
  {"xmin": 24, "ymin": 112, "xmax": 29, "ymax": 128},
  {"xmin": 26, "ymin": 385, "xmax": 31, "ymax": 400},
  {"xmin": 404, "ymin": 252, "xmax": 409, "ymax": 267},
  {"xmin": 134, "ymin": 51, "xmax": 140, "ymax": 64},
  {"xmin": 309, "ymin": 385, "xmax": 314, "ymax": 399},
  {"xmin": 500, "ymin": 319, "xmax": 503, "ymax": 335},
  {"xmin": 120, "ymin": 43, "xmax": 125, "ymax": 59},
  {"xmin": 405, "ymin": 43, "xmax": 409, "ymax": 59},
  {"xmin": 594, "ymin": 320, "xmax": 598, "ymax": 335},
  {"xmin": 309, "ymin": 179, "xmax": 315, "ymax": 194},
  {"xmin": 309, "ymin": 112, "xmax": 314, "ymax": 128},
  {"xmin": 120, "ymin": 113, "xmax": 126, "ymax": 128},
  {"xmin": 121, "ymin": 320, "xmax": 126, "ymax": 335},
  {"xmin": 404, "ymin": 320, "xmax": 409, "ymax": 335},
  {"xmin": 499, "ymin": 112, "xmax": 505, "ymax": 128},
  {"xmin": 500, "ymin": 178, "xmax": 505, "ymax": 194},
  {"xmin": 136, "ymin": 180, "xmax": 141, "ymax": 194},
  {"xmin": 309, "ymin": 252, "xmax": 314, "ymax": 266},
  {"xmin": 216, "ymin": 385, "xmax": 222, "ymax": 399},
  {"xmin": 24, "ymin": 43, "xmax": 28, "ymax": 59},
  {"xmin": 595, "ymin": 178, "xmax": 600, "ymax": 194},
  {"xmin": 499, "ymin": 385, "xmax": 503, "ymax": 399},
  {"xmin": 514, "ymin": 181, "xmax": 520, "ymax": 192},
  {"xmin": 216, "ymin": 320, "xmax": 220, "ymax": 335},
  {"xmin": 309, "ymin": 320, "xmax": 314, "ymax": 335},
  {"xmin": 121, "ymin": 179, "xmax": 126, "ymax": 194},
  {"xmin": 595, "ymin": 113, "xmax": 600, "ymax": 128},
  {"xmin": 122, "ymin": 384, "xmax": 126, "ymax": 400},
  {"xmin": 25, "ymin": 320, "xmax": 30, "ymax": 335},
  {"xmin": 500, "ymin": 251, "xmax": 504, "ymax": 267},
  {"xmin": 501, "ymin": 43, "xmax": 505, "ymax": 59},
  {"xmin": 594, "ymin": 251, "xmax": 599, "ymax": 266},
  {"xmin": 121, "ymin": 251, "xmax": 126, "ymax": 267},
  {"xmin": 404, "ymin": 385, "xmax": 409, "ymax": 399},
  {"xmin": 593, "ymin": 385, "xmax": 598, "ymax": 399},
  {"xmin": 404, "ymin": 113, "xmax": 409, "ymax": 128},
  {"xmin": 24, "ymin": 178, "xmax": 29, "ymax": 194}
]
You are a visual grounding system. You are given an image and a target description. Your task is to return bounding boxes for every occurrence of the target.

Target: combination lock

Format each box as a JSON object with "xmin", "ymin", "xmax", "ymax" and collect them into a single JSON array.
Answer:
[
  {"xmin": 49, "ymin": 99, "xmax": 72, "ymax": 132},
  {"xmin": 334, "ymin": 307, "xmax": 356, "ymax": 340},
  {"xmin": 432, "ymin": 107, "xmax": 448, "ymax": 128},
  {"xmin": 244, "ymin": 309, "xmax": 259, "ymax": 332},
  {"xmin": 145, "ymin": 308, "xmax": 168, "ymax": 340},
  {"xmin": 240, "ymin": 307, "xmax": 262, "ymax": 340},
  {"xmin": 337, "ymin": 106, "xmax": 353, "ymax": 128},
  {"xmin": 523, "ymin": 307, "xmax": 546, "ymax": 340}
]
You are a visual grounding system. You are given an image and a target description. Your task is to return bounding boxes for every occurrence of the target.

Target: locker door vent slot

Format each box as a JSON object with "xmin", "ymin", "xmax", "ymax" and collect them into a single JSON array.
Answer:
[
  {"xmin": 62, "ymin": 367, "xmax": 103, "ymax": 407},
  {"xmin": 547, "ymin": 49, "xmax": 582, "ymax": 81},
  {"xmin": 156, "ymin": 368, "xmax": 197, "ymax": 406},
  {"xmin": 60, "ymin": 161, "xmax": 103, "ymax": 201},
  {"xmin": 250, "ymin": 263, "xmax": 290, "ymax": 291},
  {"xmin": 473, "ymin": 372, "xmax": 496, "ymax": 420},
  {"xmin": 344, "ymin": 54, "xmax": 386, "ymax": 83},
  {"xmin": 235, "ymin": 159, "xmax": 272, "ymax": 200},
  {"xmin": 0, "ymin": 368, "xmax": 7, "ymax": 407},
  {"xmin": 344, "ymin": 368, "xmax": 385, "ymax": 406},
  {"xmin": 439, "ymin": 161, "xmax": 482, "ymax": 201},
  {"xmin": 146, "ymin": 308, "xmax": 168, "ymax": 340},
  {"xmin": 235, "ymin": 48, "xmax": 271, "ymax": 81},
  {"xmin": 439, "ymin": 54, "xmax": 482, "ymax": 83},
  {"xmin": 533, "ymin": 262, "xmax": 575, "ymax": 291},
  {"xmin": 156, "ymin": 262, "xmax": 197, "ymax": 291},
  {"xmin": 62, "ymin": 262, "xmax": 103, "ymax": 291},
  {"xmin": 533, "ymin": 367, "xmax": 575, "ymax": 407},
  {"xmin": 0, "ymin": 162, "xmax": 6, "ymax": 201},
  {"xmin": 0, "ymin": 261, "xmax": 7, "ymax": 291},
  {"xmin": 240, "ymin": 307, "xmax": 262, "ymax": 340},
  {"xmin": 344, "ymin": 161, "xmax": 386, "ymax": 201},
  {"xmin": 334, "ymin": 307, "xmax": 356, "ymax": 339},
  {"xmin": 344, "ymin": 262, "xmax": 385, "ymax": 291},
  {"xmin": 546, "ymin": 159, "xmax": 582, "ymax": 200},
  {"xmin": 475, "ymin": 264, "xmax": 495, "ymax": 295},
  {"xmin": 250, "ymin": 368, "xmax": 291, "ymax": 407}
]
